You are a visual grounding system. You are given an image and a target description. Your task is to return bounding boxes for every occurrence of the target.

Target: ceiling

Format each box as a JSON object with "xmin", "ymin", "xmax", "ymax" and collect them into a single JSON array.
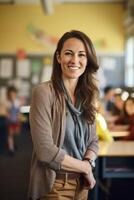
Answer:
[
  {"xmin": 0, "ymin": 0, "xmax": 126, "ymax": 4},
  {"xmin": 0, "ymin": 0, "xmax": 127, "ymax": 15}
]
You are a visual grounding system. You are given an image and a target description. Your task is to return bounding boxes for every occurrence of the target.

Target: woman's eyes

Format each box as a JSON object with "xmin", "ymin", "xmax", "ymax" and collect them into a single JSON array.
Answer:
[
  {"xmin": 79, "ymin": 53, "xmax": 86, "ymax": 57},
  {"xmin": 65, "ymin": 52, "xmax": 72, "ymax": 55},
  {"xmin": 64, "ymin": 52, "xmax": 86, "ymax": 57}
]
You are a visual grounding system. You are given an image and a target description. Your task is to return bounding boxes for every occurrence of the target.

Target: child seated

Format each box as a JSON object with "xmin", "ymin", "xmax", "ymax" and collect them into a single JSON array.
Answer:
[{"xmin": 115, "ymin": 95, "xmax": 134, "ymax": 140}]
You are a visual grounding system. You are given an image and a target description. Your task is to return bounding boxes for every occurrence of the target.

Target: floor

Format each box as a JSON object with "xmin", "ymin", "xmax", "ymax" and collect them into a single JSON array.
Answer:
[{"xmin": 0, "ymin": 124, "xmax": 32, "ymax": 200}]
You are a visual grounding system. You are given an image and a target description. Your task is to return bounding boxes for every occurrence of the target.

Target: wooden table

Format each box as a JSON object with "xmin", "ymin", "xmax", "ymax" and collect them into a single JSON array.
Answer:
[
  {"xmin": 99, "ymin": 141, "xmax": 134, "ymax": 156},
  {"xmin": 110, "ymin": 131, "xmax": 129, "ymax": 138},
  {"xmin": 93, "ymin": 141, "xmax": 134, "ymax": 200}
]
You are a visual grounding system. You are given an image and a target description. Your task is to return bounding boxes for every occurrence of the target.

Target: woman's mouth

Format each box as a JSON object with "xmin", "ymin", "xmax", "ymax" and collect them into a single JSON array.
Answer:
[{"xmin": 68, "ymin": 66, "xmax": 80, "ymax": 70}]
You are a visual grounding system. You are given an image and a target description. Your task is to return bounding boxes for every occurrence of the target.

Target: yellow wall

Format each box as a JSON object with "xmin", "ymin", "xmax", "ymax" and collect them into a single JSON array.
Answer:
[{"xmin": 0, "ymin": 3, "xmax": 125, "ymax": 54}]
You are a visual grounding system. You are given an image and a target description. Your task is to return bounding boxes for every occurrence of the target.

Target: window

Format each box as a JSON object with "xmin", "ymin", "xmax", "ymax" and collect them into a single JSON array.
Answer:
[{"xmin": 125, "ymin": 37, "xmax": 134, "ymax": 87}]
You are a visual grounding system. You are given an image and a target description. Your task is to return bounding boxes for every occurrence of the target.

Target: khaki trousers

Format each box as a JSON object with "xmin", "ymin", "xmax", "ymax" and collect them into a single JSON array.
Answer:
[{"xmin": 39, "ymin": 177, "xmax": 89, "ymax": 200}]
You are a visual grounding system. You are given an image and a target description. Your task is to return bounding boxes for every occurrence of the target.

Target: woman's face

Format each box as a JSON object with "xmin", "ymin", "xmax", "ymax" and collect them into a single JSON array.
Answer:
[{"xmin": 57, "ymin": 38, "xmax": 87, "ymax": 81}]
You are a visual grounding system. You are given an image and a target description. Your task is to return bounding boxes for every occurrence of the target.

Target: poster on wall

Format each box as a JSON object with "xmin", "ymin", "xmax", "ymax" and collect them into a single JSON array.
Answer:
[
  {"xmin": 19, "ymin": 81, "xmax": 30, "ymax": 96},
  {"xmin": 0, "ymin": 58, "xmax": 13, "ymax": 78},
  {"xmin": 41, "ymin": 65, "xmax": 52, "ymax": 82},
  {"xmin": 31, "ymin": 60, "xmax": 42, "ymax": 74},
  {"xmin": 16, "ymin": 59, "xmax": 31, "ymax": 78}
]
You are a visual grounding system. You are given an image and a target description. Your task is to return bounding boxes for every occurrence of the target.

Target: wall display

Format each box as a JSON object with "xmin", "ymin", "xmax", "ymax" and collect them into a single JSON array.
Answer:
[
  {"xmin": 31, "ymin": 59, "xmax": 42, "ymax": 74},
  {"xmin": 0, "ymin": 54, "xmax": 52, "ymax": 105},
  {"xmin": 16, "ymin": 59, "xmax": 31, "ymax": 78},
  {"xmin": 0, "ymin": 58, "xmax": 13, "ymax": 78},
  {"xmin": 41, "ymin": 65, "xmax": 52, "ymax": 82}
]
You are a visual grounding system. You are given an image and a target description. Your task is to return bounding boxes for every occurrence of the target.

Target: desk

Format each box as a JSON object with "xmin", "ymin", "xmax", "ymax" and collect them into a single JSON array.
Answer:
[
  {"xmin": 94, "ymin": 141, "xmax": 134, "ymax": 200},
  {"xmin": 110, "ymin": 131, "xmax": 129, "ymax": 138},
  {"xmin": 99, "ymin": 141, "xmax": 134, "ymax": 156}
]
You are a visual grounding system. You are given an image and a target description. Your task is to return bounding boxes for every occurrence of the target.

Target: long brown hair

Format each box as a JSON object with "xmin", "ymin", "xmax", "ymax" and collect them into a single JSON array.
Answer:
[{"xmin": 51, "ymin": 30, "xmax": 99, "ymax": 123}]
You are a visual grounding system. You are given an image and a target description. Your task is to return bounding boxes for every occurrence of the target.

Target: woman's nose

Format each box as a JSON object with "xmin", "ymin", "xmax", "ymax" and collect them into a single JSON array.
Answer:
[{"xmin": 70, "ymin": 54, "xmax": 78, "ymax": 64}]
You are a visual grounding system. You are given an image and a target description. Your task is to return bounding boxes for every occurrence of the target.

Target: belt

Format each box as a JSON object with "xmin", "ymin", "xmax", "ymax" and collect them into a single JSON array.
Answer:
[{"xmin": 56, "ymin": 172, "xmax": 81, "ymax": 180}]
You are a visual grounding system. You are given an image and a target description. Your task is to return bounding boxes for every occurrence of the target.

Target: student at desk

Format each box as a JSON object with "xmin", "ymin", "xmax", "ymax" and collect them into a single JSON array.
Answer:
[{"xmin": 115, "ymin": 95, "xmax": 134, "ymax": 140}]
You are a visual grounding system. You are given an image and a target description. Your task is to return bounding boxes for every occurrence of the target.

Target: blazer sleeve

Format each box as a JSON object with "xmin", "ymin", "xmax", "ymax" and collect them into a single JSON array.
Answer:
[
  {"xmin": 29, "ymin": 84, "xmax": 66, "ymax": 171},
  {"xmin": 86, "ymin": 122, "xmax": 99, "ymax": 156}
]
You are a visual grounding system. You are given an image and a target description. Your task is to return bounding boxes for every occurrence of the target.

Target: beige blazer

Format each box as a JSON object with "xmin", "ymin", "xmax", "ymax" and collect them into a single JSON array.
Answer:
[{"xmin": 28, "ymin": 81, "xmax": 98, "ymax": 200}]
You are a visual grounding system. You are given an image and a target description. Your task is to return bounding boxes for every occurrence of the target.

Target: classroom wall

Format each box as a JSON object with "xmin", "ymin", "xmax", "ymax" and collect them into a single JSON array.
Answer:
[{"xmin": 0, "ymin": 3, "xmax": 125, "ymax": 54}]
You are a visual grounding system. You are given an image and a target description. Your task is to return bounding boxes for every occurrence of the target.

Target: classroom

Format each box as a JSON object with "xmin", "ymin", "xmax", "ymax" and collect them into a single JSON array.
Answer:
[{"xmin": 0, "ymin": 0, "xmax": 134, "ymax": 200}]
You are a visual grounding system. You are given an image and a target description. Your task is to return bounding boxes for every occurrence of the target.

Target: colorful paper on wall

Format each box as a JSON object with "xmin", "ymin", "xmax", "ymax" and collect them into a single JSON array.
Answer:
[{"xmin": 31, "ymin": 60, "xmax": 42, "ymax": 74}]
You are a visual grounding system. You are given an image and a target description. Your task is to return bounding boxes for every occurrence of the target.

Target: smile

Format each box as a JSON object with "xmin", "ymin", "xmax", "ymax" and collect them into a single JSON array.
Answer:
[{"xmin": 68, "ymin": 66, "xmax": 80, "ymax": 70}]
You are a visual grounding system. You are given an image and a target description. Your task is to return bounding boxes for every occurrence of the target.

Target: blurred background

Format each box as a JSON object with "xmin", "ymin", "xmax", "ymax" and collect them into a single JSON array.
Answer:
[{"xmin": 0, "ymin": 0, "xmax": 134, "ymax": 200}]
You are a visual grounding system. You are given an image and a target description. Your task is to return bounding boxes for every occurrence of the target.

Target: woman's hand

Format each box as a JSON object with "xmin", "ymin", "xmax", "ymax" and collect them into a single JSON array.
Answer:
[
  {"xmin": 83, "ymin": 171, "xmax": 96, "ymax": 190},
  {"xmin": 82, "ymin": 160, "xmax": 96, "ymax": 190}
]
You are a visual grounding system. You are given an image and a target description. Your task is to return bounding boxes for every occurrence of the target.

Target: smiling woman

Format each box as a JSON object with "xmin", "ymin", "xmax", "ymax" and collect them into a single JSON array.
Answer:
[
  {"xmin": 28, "ymin": 30, "xmax": 99, "ymax": 200},
  {"xmin": 56, "ymin": 38, "xmax": 87, "ymax": 83}
]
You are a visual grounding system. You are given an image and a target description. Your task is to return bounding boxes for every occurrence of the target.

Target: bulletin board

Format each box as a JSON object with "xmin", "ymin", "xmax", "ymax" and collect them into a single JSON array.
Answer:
[{"xmin": 0, "ymin": 54, "xmax": 53, "ymax": 105}]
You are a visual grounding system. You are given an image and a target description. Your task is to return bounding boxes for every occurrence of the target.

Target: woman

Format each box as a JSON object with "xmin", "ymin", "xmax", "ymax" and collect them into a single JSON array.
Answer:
[{"xmin": 29, "ymin": 30, "xmax": 99, "ymax": 200}]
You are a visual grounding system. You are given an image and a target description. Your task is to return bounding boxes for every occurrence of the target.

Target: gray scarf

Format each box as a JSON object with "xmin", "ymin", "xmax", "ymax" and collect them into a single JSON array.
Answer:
[{"xmin": 61, "ymin": 80, "xmax": 89, "ymax": 159}]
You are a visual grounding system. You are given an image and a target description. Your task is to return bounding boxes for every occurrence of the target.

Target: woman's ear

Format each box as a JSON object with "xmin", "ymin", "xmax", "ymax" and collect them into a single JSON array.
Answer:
[{"xmin": 56, "ymin": 52, "xmax": 61, "ymax": 64}]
